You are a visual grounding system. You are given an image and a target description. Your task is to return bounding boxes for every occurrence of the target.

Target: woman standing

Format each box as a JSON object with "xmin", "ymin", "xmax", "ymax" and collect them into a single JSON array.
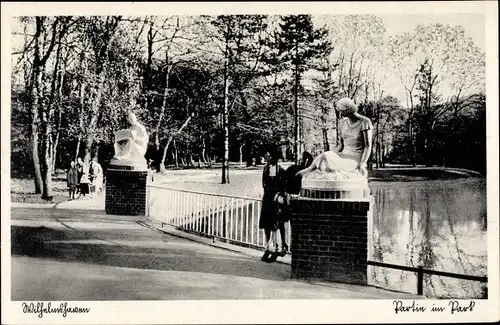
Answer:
[
  {"xmin": 75, "ymin": 157, "xmax": 85, "ymax": 195},
  {"xmin": 79, "ymin": 172, "xmax": 91, "ymax": 198},
  {"xmin": 297, "ymin": 98, "xmax": 373, "ymax": 178},
  {"xmin": 67, "ymin": 161, "xmax": 79, "ymax": 200},
  {"xmin": 90, "ymin": 157, "xmax": 104, "ymax": 195},
  {"xmin": 259, "ymin": 150, "xmax": 285, "ymax": 262}
]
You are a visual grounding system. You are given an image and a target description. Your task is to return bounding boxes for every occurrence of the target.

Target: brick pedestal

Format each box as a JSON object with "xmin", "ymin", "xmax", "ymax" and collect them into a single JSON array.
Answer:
[
  {"xmin": 290, "ymin": 198, "xmax": 370, "ymax": 285},
  {"xmin": 105, "ymin": 166, "xmax": 148, "ymax": 216}
]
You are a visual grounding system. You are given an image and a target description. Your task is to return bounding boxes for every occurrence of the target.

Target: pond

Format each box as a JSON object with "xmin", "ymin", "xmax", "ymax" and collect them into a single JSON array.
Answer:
[{"xmin": 368, "ymin": 178, "xmax": 487, "ymax": 298}]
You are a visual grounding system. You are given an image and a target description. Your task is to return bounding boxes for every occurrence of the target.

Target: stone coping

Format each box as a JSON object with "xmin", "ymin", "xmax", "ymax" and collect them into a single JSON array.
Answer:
[{"xmin": 107, "ymin": 164, "xmax": 148, "ymax": 171}]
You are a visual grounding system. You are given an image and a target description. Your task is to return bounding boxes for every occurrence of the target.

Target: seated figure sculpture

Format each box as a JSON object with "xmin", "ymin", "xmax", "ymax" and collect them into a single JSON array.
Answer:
[
  {"xmin": 297, "ymin": 98, "xmax": 373, "ymax": 181},
  {"xmin": 110, "ymin": 112, "xmax": 149, "ymax": 169}
]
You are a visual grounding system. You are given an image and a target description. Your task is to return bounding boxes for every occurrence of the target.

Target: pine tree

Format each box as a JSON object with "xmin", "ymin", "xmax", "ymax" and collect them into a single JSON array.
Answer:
[{"xmin": 275, "ymin": 15, "xmax": 331, "ymax": 163}]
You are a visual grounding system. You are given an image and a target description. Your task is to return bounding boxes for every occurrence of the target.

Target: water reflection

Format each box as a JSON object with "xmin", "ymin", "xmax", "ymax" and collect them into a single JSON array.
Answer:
[{"xmin": 368, "ymin": 178, "xmax": 487, "ymax": 298}]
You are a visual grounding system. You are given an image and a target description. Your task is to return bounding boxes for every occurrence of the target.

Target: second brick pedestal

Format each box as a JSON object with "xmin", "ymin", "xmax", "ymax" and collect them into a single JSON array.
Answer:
[{"xmin": 290, "ymin": 198, "xmax": 370, "ymax": 285}]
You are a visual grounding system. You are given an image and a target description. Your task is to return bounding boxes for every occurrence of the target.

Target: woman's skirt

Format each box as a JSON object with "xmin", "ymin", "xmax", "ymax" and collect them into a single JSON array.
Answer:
[
  {"xmin": 80, "ymin": 183, "xmax": 90, "ymax": 195},
  {"xmin": 259, "ymin": 191, "xmax": 279, "ymax": 230}
]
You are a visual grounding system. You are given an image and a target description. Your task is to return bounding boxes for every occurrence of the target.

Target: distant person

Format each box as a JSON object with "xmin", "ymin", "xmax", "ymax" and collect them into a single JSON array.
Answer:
[
  {"xmin": 148, "ymin": 159, "xmax": 156, "ymax": 183},
  {"xmin": 259, "ymin": 150, "xmax": 286, "ymax": 263},
  {"xmin": 89, "ymin": 157, "xmax": 103, "ymax": 195},
  {"xmin": 75, "ymin": 157, "xmax": 85, "ymax": 194},
  {"xmin": 78, "ymin": 172, "xmax": 91, "ymax": 198},
  {"xmin": 297, "ymin": 98, "xmax": 373, "ymax": 178},
  {"xmin": 66, "ymin": 161, "xmax": 79, "ymax": 200}
]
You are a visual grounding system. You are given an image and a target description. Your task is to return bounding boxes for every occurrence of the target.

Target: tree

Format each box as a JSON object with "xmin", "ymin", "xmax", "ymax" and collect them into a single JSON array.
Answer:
[
  {"xmin": 275, "ymin": 15, "xmax": 331, "ymax": 163},
  {"xmin": 359, "ymin": 96, "xmax": 406, "ymax": 168},
  {"xmin": 324, "ymin": 15, "xmax": 387, "ymax": 101},
  {"xmin": 28, "ymin": 17, "xmax": 60, "ymax": 195},
  {"xmin": 389, "ymin": 23, "xmax": 485, "ymax": 167},
  {"xmin": 82, "ymin": 16, "xmax": 122, "ymax": 164},
  {"xmin": 207, "ymin": 15, "xmax": 268, "ymax": 183},
  {"xmin": 310, "ymin": 57, "xmax": 340, "ymax": 151}
]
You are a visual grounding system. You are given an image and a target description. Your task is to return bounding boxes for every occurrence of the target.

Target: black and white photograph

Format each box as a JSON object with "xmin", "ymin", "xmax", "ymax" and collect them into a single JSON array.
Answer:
[{"xmin": 2, "ymin": 1, "xmax": 499, "ymax": 324}]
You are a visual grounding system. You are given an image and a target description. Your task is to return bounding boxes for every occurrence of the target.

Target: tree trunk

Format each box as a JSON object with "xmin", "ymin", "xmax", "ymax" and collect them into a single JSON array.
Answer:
[
  {"xmin": 47, "ymin": 33, "xmax": 64, "ymax": 175},
  {"xmin": 293, "ymin": 41, "xmax": 300, "ymax": 164},
  {"xmin": 173, "ymin": 139, "xmax": 178, "ymax": 168},
  {"xmin": 41, "ymin": 118, "xmax": 53, "ymax": 199},
  {"xmin": 159, "ymin": 113, "xmax": 193, "ymax": 172},
  {"xmin": 239, "ymin": 143, "xmax": 243, "ymax": 167},
  {"xmin": 84, "ymin": 68, "xmax": 108, "ymax": 164},
  {"xmin": 281, "ymin": 140, "xmax": 287, "ymax": 162},
  {"xmin": 52, "ymin": 98, "xmax": 62, "ymax": 172},
  {"xmin": 201, "ymin": 137, "xmax": 207, "ymax": 164},
  {"xmin": 381, "ymin": 136, "xmax": 386, "ymax": 168},
  {"xmin": 29, "ymin": 18, "xmax": 45, "ymax": 194},
  {"xmin": 155, "ymin": 53, "xmax": 172, "ymax": 152},
  {"xmin": 30, "ymin": 122, "xmax": 43, "ymax": 194},
  {"xmin": 335, "ymin": 109, "xmax": 340, "ymax": 145},
  {"xmin": 160, "ymin": 135, "xmax": 174, "ymax": 173},
  {"xmin": 321, "ymin": 103, "xmax": 330, "ymax": 152},
  {"xmin": 93, "ymin": 144, "xmax": 100, "ymax": 160},
  {"xmin": 222, "ymin": 77, "xmax": 230, "ymax": 184},
  {"xmin": 143, "ymin": 19, "xmax": 154, "ymax": 111},
  {"xmin": 408, "ymin": 95, "xmax": 417, "ymax": 167},
  {"xmin": 75, "ymin": 136, "xmax": 81, "ymax": 162},
  {"xmin": 221, "ymin": 30, "xmax": 230, "ymax": 184}
]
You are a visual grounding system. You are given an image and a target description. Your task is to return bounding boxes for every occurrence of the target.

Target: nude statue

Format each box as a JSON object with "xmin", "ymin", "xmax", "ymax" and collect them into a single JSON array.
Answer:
[
  {"xmin": 111, "ymin": 112, "xmax": 149, "ymax": 168},
  {"xmin": 297, "ymin": 98, "xmax": 373, "ymax": 179}
]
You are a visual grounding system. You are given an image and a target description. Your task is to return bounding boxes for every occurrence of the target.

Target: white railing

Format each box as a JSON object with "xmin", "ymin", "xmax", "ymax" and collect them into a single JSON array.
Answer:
[{"xmin": 147, "ymin": 185, "xmax": 292, "ymax": 250}]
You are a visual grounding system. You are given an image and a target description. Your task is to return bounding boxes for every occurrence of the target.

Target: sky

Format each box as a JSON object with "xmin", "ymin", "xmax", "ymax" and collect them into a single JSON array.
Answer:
[
  {"xmin": 379, "ymin": 13, "xmax": 486, "ymax": 51},
  {"xmin": 378, "ymin": 14, "xmax": 486, "ymax": 105}
]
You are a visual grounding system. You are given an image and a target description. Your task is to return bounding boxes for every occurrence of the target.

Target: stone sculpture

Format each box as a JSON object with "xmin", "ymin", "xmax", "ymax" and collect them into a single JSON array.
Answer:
[
  {"xmin": 110, "ymin": 112, "xmax": 149, "ymax": 169},
  {"xmin": 296, "ymin": 98, "xmax": 373, "ymax": 199}
]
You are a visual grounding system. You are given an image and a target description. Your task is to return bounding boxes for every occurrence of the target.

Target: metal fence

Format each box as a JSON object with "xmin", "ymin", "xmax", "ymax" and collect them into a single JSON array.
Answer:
[{"xmin": 147, "ymin": 184, "xmax": 291, "ymax": 250}]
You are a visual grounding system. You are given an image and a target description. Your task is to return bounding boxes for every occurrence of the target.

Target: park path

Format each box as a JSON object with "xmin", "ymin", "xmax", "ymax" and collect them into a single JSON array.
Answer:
[{"xmin": 10, "ymin": 205, "xmax": 418, "ymax": 300}]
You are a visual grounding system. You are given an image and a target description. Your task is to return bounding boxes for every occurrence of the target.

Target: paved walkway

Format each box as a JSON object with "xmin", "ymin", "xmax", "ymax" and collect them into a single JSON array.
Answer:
[{"xmin": 10, "ymin": 203, "xmax": 419, "ymax": 300}]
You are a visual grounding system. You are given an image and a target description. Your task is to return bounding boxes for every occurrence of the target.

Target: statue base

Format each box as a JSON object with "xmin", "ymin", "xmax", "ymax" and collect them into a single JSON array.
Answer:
[
  {"xmin": 108, "ymin": 157, "xmax": 148, "ymax": 171},
  {"xmin": 105, "ymin": 165, "xmax": 148, "ymax": 216},
  {"xmin": 301, "ymin": 170, "xmax": 369, "ymax": 200}
]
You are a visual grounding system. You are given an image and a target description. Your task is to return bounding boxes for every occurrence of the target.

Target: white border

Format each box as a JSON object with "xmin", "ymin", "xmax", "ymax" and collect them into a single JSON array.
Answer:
[{"xmin": 2, "ymin": 2, "xmax": 499, "ymax": 324}]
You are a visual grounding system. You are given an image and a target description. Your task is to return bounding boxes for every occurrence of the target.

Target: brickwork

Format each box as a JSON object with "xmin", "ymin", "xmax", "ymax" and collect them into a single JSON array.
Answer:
[
  {"xmin": 290, "ymin": 198, "xmax": 370, "ymax": 285},
  {"xmin": 105, "ymin": 168, "xmax": 148, "ymax": 216}
]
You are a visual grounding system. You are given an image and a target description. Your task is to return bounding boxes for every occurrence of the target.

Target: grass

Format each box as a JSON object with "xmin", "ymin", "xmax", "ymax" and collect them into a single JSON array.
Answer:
[{"xmin": 10, "ymin": 171, "xmax": 70, "ymax": 204}]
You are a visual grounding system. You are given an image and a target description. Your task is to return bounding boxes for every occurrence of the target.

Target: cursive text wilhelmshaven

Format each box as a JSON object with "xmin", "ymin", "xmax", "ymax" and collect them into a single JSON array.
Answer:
[{"xmin": 22, "ymin": 302, "xmax": 90, "ymax": 318}]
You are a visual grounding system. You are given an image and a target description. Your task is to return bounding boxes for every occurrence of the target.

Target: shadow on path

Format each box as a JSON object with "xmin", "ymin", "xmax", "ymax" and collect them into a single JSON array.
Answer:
[{"xmin": 11, "ymin": 223, "xmax": 290, "ymax": 282}]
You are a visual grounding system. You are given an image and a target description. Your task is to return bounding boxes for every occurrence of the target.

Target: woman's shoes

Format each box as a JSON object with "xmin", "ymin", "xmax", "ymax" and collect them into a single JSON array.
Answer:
[
  {"xmin": 261, "ymin": 250, "xmax": 271, "ymax": 262},
  {"xmin": 262, "ymin": 245, "xmax": 289, "ymax": 262},
  {"xmin": 278, "ymin": 244, "xmax": 289, "ymax": 257},
  {"xmin": 267, "ymin": 253, "xmax": 278, "ymax": 263},
  {"xmin": 261, "ymin": 250, "xmax": 279, "ymax": 263}
]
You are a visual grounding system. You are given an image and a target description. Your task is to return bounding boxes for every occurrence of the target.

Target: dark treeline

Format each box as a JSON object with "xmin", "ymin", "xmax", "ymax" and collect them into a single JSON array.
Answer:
[{"xmin": 10, "ymin": 15, "xmax": 486, "ymax": 198}]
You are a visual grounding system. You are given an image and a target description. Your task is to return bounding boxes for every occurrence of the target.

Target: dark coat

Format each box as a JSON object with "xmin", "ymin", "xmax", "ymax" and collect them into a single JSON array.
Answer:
[
  {"xmin": 284, "ymin": 164, "xmax": 303, "ymax": 195},
  {"xmin": 67, "ymin": 167, "xmax": 79, "ymax": 188},
  {"xmin": 259, "ymin": 163, "xmax": 286, "ymax": 230}
]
